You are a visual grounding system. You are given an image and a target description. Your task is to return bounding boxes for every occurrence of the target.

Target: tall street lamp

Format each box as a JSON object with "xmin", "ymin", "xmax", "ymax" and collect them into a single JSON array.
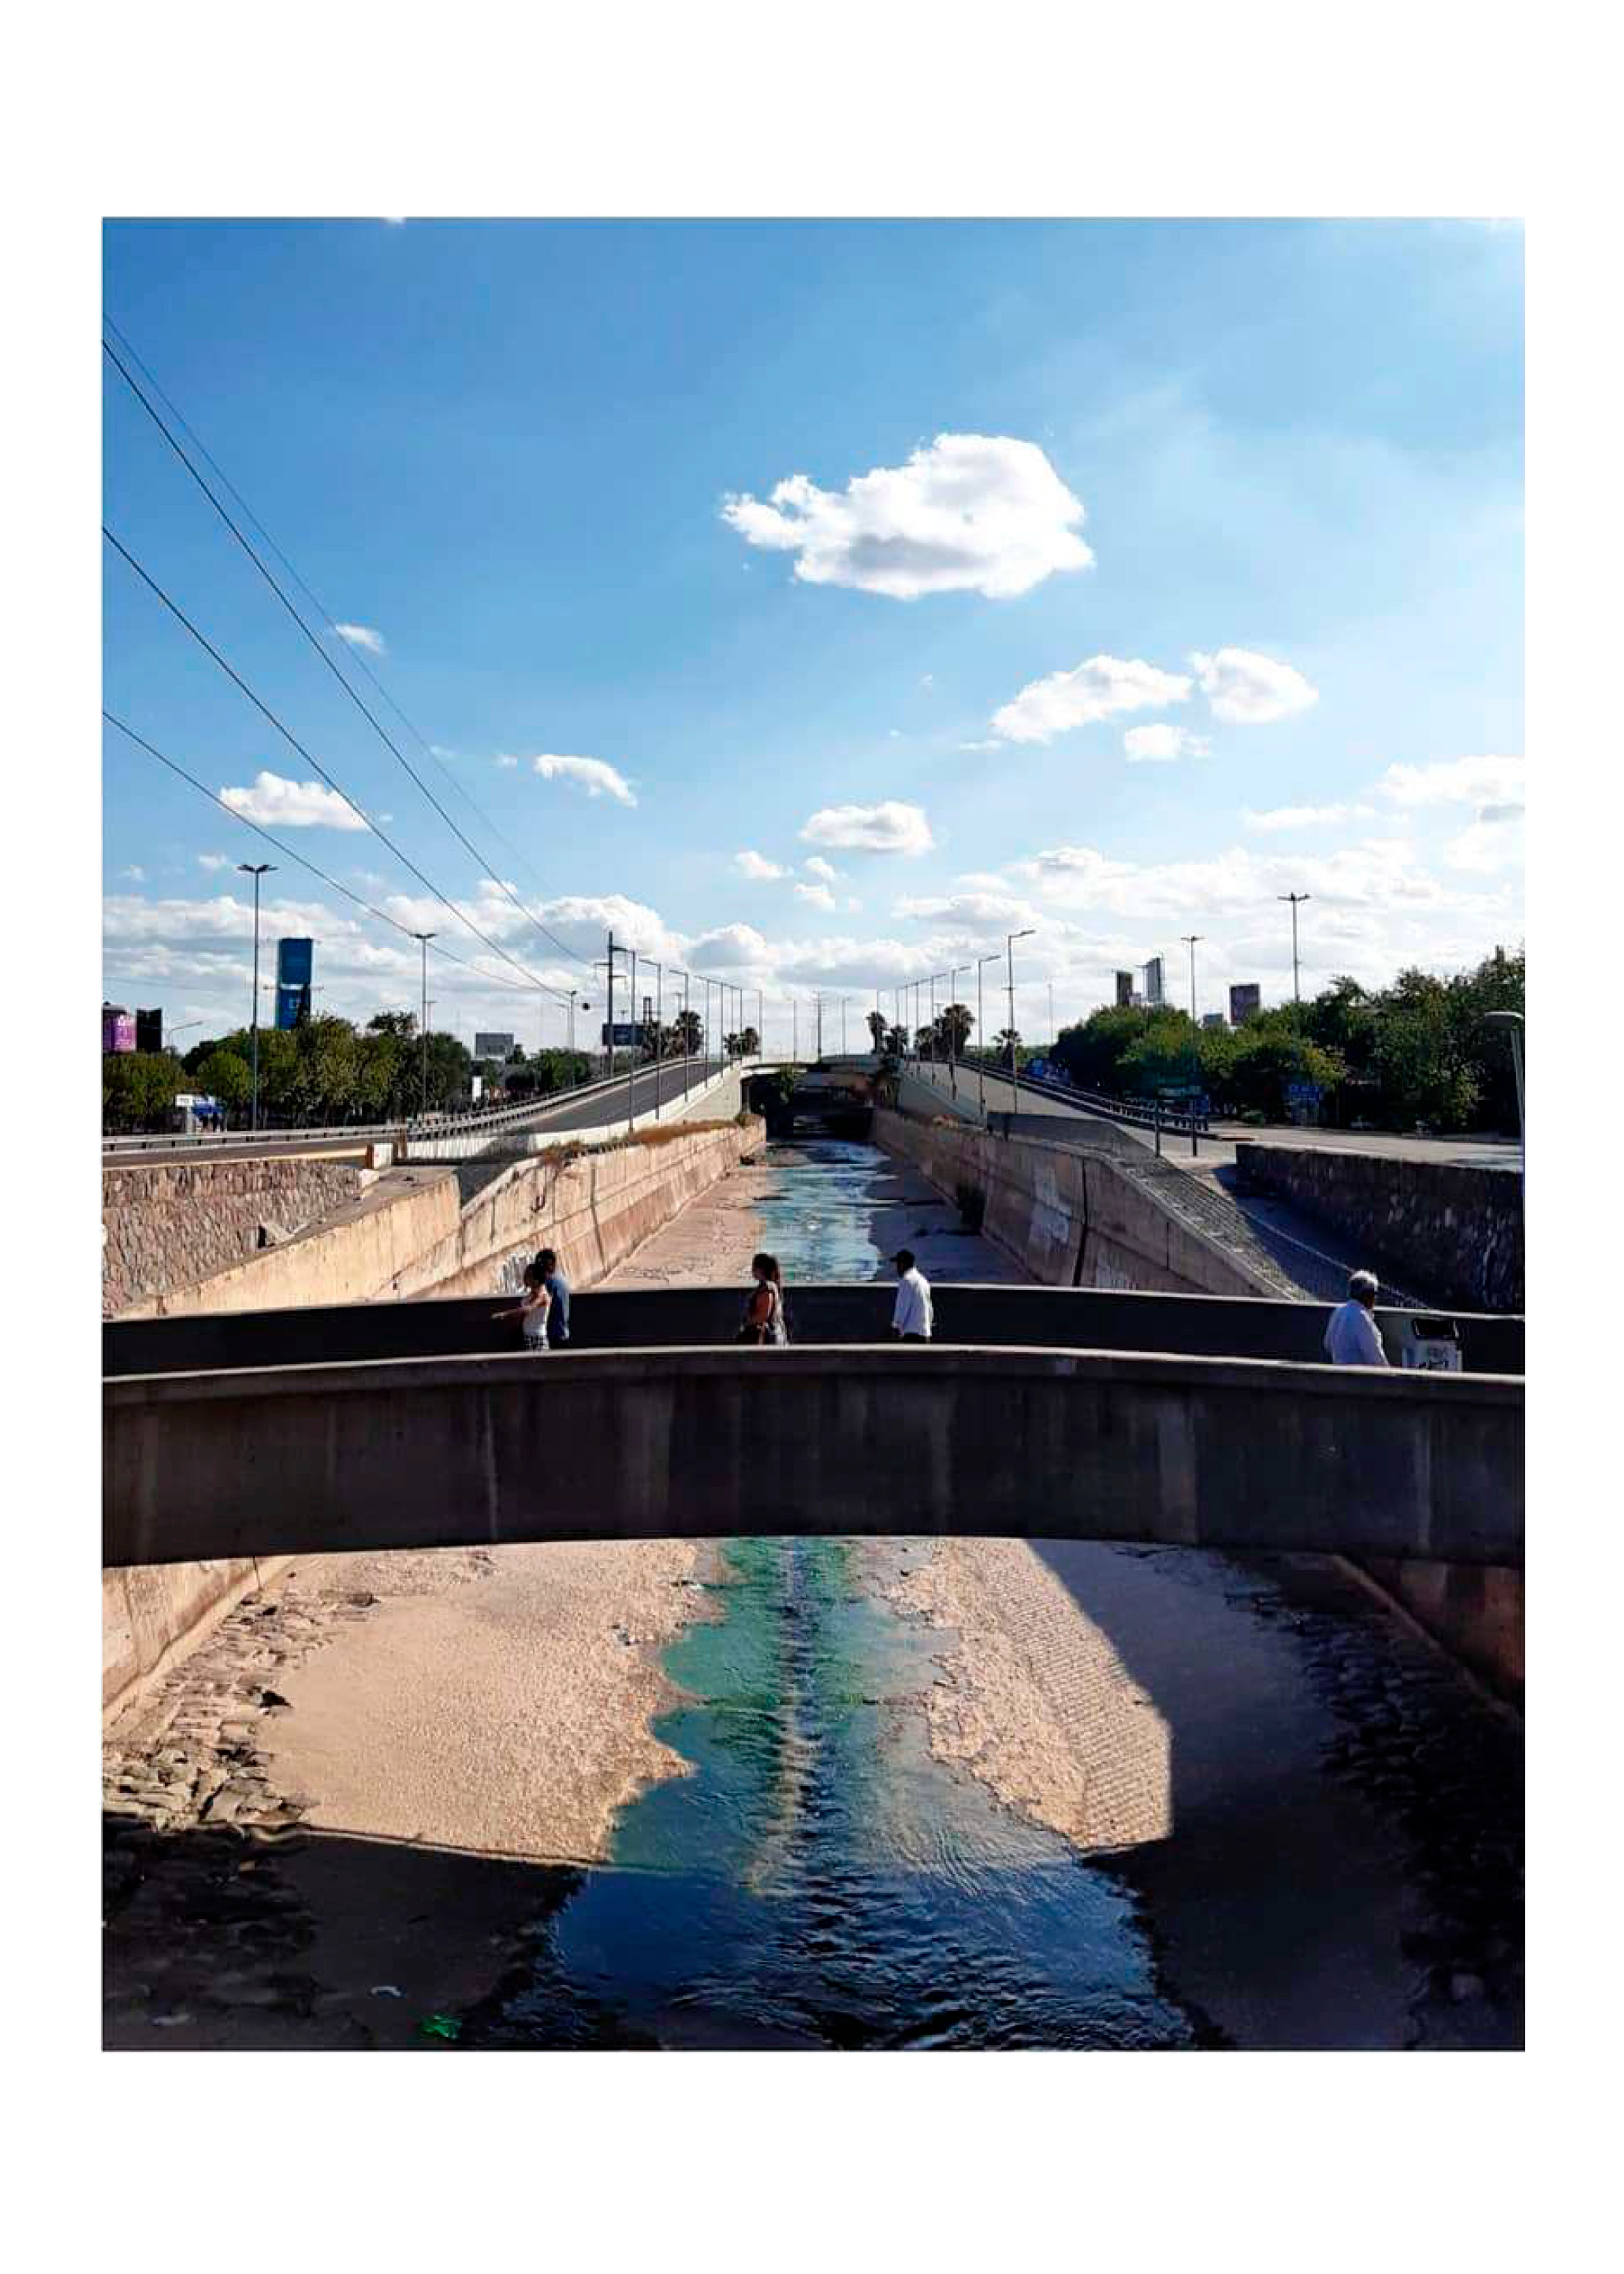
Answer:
[
  {"xmin": 1481, "ymin": 1009, "xmax": 1525, "ymax": 1185},
  {"xmin": 976, "ymin": 951, "xmax": 1000, "ymax": 1125},
  {"xmin": 1278, "ymin": 892, "xmax": 1311, "ymax": 1010},
  {"xmin": 237, "ymin": 862, "xmax": 275, "ymax": 1131},
  {"xmin": 1005, "ymin": 928, "xmax": 1034, "ymax": 1086},
  {"xmin": 411, "ymin": 932, "xmax": 435, "ymax": 1115}
]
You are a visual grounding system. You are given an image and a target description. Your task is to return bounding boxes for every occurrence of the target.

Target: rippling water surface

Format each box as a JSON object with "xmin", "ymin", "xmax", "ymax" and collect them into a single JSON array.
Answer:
[{"xmin": 471, "ymin": 1142, "xmax": 1194, "ymax": 2050}]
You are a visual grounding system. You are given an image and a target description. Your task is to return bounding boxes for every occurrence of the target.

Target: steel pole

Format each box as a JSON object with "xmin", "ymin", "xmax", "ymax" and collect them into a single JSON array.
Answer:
[{"xmin": 250, "ymin": 870, "xmax": 262, "ymax": 1130}]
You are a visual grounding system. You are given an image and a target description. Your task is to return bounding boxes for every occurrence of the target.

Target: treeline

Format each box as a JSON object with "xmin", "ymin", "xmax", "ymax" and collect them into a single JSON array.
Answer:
[
  {"xmin": 1049, "ymin": 946, "xmax": 1524, "ymax": 1131},
  {"xmin": 101, "ymin": 1011, "xmax": 598, "ymax": 1132}
]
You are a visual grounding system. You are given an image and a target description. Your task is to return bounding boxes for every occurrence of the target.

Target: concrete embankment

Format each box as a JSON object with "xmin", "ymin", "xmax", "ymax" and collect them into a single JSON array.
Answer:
[
  {"xmin": 102, "ymin": 1118, "xmax": 763, "ymax": 1718},
  {"xmin": 875, "ymin": 1104, "xmax": 1525, "ymax": 1700},
  {"xmin": 104, "ymin": 1156, "xmax": 374, "ymax": 1318}
]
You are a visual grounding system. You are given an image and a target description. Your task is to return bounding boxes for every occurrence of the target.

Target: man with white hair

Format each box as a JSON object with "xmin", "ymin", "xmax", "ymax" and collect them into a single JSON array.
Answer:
[{"xmin": 1324, "ymin": 1270, "xmax": 1390, "ymax": 1367}]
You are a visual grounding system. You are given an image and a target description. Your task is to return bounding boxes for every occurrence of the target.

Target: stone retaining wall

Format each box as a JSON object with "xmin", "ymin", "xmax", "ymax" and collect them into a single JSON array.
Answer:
[
  {"xmin": 103, "ymin": 1158, "xmax": 366, "ymax": 1317},
  {"xmin": 1234, "ymin": 1142, "xmax": 1523, "ymax": 1312}
]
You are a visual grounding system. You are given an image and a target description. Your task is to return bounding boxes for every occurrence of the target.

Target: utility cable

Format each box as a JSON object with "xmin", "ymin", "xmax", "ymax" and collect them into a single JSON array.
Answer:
[
  {"xmin": 102, "ymin": 525, "xmax": 572, "ymax": 1005},
  {"xmin": 104, "ymin": 327, "xmax": 594, "ymax": 974},
  {"xmin": 102, "ymin": 709, "xmax": 542, "ymax": 998}
]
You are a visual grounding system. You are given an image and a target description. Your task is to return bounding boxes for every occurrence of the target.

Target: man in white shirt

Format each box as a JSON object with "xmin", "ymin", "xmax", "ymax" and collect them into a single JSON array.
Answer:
[
  {"xmin": 1324, "ymin": 1270, "xmax": 1389, "ymax": 1366},
  {"xmin": 891, "ymin": 1249, "xmax": 933, "ymax": 1341}
]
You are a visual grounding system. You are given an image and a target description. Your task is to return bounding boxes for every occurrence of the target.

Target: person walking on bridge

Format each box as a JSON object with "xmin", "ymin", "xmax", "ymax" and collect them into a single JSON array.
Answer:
[
  {"xmin": 891, "ymin": 1249, "xmax": 933, "ymax": 1341},
  {"xmin": 494, "ymin": 1258, "xmax": 552, "ymax": 1353},
  {"xmin": 1324, "ymin": 1269, "xmax": 1389, "ymax": 1367},
  {"xmin": 535, "ymin": 1247, "xmax": 571, "ymax": 1347},
  {"xmin": 740, "ymin": 1252, "xmax": 788, "ymax": 1346}
]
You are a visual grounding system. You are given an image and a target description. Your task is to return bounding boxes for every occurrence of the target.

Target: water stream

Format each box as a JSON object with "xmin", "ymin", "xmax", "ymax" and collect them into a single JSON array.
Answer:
[{"xmin": 469, "ymin": 1142, "xmax": 1195, "ymax": 2049}]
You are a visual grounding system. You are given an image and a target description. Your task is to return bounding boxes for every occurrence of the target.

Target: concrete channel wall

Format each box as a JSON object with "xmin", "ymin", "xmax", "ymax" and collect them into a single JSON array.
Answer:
[
  {"xmin": 102, "ymin": 1117, "xmax": 764, "ymax": 1719},
  {"xmin": 876, "ymin": 1105, "xmax": 1273, "ymax": 1295},
  {"xmin": 1234, "ymin": 1141, "xmax": 1524, "ymax": 1314},
  {"xmin": 103, "ymin": 1156, "xmax": 371, "ymax": 1318}
]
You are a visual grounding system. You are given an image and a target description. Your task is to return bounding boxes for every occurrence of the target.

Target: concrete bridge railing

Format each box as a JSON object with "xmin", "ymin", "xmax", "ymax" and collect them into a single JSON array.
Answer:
[{"xmin": 105, "ymin": 1342, "xmax": 1523, "ymax": 1571}]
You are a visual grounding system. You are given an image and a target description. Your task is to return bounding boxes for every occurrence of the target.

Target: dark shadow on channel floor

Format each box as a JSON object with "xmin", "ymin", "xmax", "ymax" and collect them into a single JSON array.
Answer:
[
  {"xmin": 1024, "ymin": 1542, "xmax": 1524, "ymax": 2050},
  {"xmin": 103, "ymin": 1812, "xmax": 587, "ymax": 2051}
]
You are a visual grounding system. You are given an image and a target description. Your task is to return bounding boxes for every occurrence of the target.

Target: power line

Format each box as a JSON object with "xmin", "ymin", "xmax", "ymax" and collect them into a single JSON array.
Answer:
[
  {"xmin": 103, "ymin": 329, "xmax": 594, "ymax": 976},
  {"xmin": 101, "ymin": 525, "xmax": 574, "ymax": 1006},
  {"xmin": 102, "ymin": 709, "xmax": 544, "ymax": 1000}
]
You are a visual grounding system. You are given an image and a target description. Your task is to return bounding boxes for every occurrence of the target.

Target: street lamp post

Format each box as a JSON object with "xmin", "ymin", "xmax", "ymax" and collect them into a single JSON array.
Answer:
[
  {"xmin": 1180, "ymin": 935, "xmax": 1204, "ymax": 1158},
  {"xmin": 976, "ymin": 951, "xmax": 1000, "ymax": 1125},
  {"xmin": 1278, "ymin": 893, "xmax": 1311, "ymax": 1009},
  {"xmin": 1005, "ymin": 928, "xmax": 1034, "ymax": 1086},
  {"xmin": 1481, "ymin": 1010, "xmax": 1525, "ymax": 1186},
  {"xmin": 237, "ymin": 862, "xmax": 275, "ymax": 1132},
  {"xmin": 411, "ymin": 931, "xmax": 435, "ymax": 1115}
]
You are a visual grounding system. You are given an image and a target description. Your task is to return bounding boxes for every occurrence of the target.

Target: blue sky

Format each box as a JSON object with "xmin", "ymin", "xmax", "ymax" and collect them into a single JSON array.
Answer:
[{"xmin": 103, "ymin": 219, "xmax": 1523, "ymax": 1050}]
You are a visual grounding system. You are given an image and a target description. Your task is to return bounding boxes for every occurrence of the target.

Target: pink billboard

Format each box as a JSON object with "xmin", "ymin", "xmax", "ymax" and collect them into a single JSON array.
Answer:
[{"xmin": 102, "ymin": 1004, "xmax": 136, "ymax": 1053}]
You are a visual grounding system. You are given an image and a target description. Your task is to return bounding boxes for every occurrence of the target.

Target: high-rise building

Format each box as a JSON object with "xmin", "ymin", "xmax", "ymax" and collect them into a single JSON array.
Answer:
[
  {"xmin": 1229, "ymin": 981, "xmax": 1262, "ymax": 1025},
  {"xmin": 275, "ymin": 937, "xmax": 314, "ymax": 1029},
  {"xmin": 135, "ymin": 1007, "xmax": 163, "ymax": 1053},
  {"xmin": 1114, "ymin": 970, "xmax": 1134, "ymax": 1008},
  {"xmin": 102, "ymin": 1002, "xmax": 136, "ymax": 1053},
  {"xmin": 1144, "ymin": 955, "xmax": 1165, "ymax": 1007}
]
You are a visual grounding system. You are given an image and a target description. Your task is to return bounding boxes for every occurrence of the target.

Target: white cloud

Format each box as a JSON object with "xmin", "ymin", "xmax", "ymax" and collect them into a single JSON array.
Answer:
[
  {"xmin": 734, "ymin": 850, "xmax": 787, "ymax": 881},
  {"xmin": 333, "ymin": 622, "xmax": 386, "ymax": 656},
  {"xmin": 794, "ymin": 882, "xmax": 838, "ymax": 911},
  {"xmin": 119, "ymin": 864, "xmax": 146, "ymax": 882},
  {"xmin": 894, "ymin": 889, "xmax": 1041, "ymax": 932},
  {"xmin": 992, "ymin": 655, "xmax": 1191, "ymax": 747},
  {"xmin": 522, "ymin": 753, "xmax": 637, "ymax": 807},
  {"xmin": 196, "ymin": 853, "xmax": 233, "ymax": 871},
  {"xmin": 1377, "ymin": 755, "xmax": 1524, "ymax": 810},
  {"xmin": 920, "ymin": 673, "xmax": 934, "ymax": 690},
  {"xmin": 845, "ymin": 896, "xmax": 863, "ymax": 913},
  {"xmin": 804, "ymin": 856, "xmax": 839, "ymax": 883},
  {"xmin": 801, "ymin": 800, "xmax": 934, "ymax": 857},
  {"xmin": 720, "ymin": 432, "xmax": 1092, "ymax": 600},
  {"xmin": 1190, "ymin": 647, "xmax": 1319, "ymax": 724},
  {"xmin": 1124, "ymin": 724, "xmax": 1212, "ymax": 763},
  {"xmin": 495, "ymin": 754, "xmax": 520, "ymax": 770},
  {"xmin": 1445, "ymin": 812, "xmax": 1525, "ymax": 874},
  {"xmin": 220, "ymin": 771, "xmax": 369, "ymax": 831},
  {"xmin": 1244, "ymin": 802, "xmax": 1377, "ymax": 832}
]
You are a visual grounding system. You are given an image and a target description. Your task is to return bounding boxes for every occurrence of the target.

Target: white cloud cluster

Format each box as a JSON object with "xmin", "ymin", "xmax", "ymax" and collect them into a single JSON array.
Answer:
[
  {"xmin": 1124, "ymin": 724, "xmax": 1211, "ymax": 764},
  {"xmin": 220, "ymin": 771, "xmax": 369, "ymax": 831},
  {"xmin": 1377, "ymin": 755, "xmax": 1523, "ymax": 809},
  {"xmin": 734, "ymin": 850, "xmax": 786, "ymax": 881},
  {"xmin": 804, "ymin": 856, "xmax": 838, "ymax": 883},
  {"xmin": 992, "ymin": 655, "xmax": 1191, "ymax": 747},
  {"xmin": 521, "ymin": 753, "xmax": 637, "ymax": 807},
  {"xmin": 794, "ymin": 882, "xmax": 837, "ymax": 911},
  {"xmin": 721, "ymin": 433, "xmax": 1093, "ymax": 600},
  {"xmin": 333, "ymin": 623, "xmax": 387, "ymax": 656},
  {"xmin": 800, "ymin": 800, "xmax": 934, "ymax": 857},
  {"xmin": 1189, "ymin": 647, "xmax": 1319, "ymax": 724},
  {"xmin": 1244, "ymin": 802, "xmax": 1377, "ymax": 832}
]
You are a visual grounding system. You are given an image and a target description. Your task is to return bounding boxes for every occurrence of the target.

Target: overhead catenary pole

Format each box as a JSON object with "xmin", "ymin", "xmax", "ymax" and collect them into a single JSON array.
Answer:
[
  {"xmin": 977, "ymin": 951, "xmax": 1000, "ymax": 1125},
  {"xmin": 626, "ymin": 946, "xmax": 638, "ymax": 1128},
  {"xmin": 605, "ymin": 930, "xmax": 616, "ymax": 1083},
  {"xmin": 238, "ymin": 861, "xmax": 275, "ymax": 1132},
  {"xmin": 1179, "ymin": 933, "xmax": 1204, "ymax": 1159}
]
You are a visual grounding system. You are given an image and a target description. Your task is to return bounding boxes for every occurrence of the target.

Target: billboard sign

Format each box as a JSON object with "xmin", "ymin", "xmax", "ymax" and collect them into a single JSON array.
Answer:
[
  {"xmin": 135, "ymin": 1007, "xmax": 163, "ymax": 1053},
  {"xmin": 1114, "ymin": 970, "xmax": 1134, "ymax": 1008},
  {"xmin": 102, "ymin": 1003, "xmax": 136, "ymax": 1053},
  {"xmin": 275, "ymin": 937, "xmax": 314, "ymax": 1030},
  {"xmin": 601, "ymin": 1023, "xmax": 648, "ymax": 1047},
  {"xmin": 474, "ymin": 1032, "xmax": 515, "ymax": 1060},
  {"xmin": 1229, "ymin": 982, "xmax": 1262, "ymax": 1025}
]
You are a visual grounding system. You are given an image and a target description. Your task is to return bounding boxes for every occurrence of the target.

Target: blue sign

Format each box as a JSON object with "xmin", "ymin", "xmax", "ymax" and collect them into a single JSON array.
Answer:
[
  {"xmin": 600, "ymin": 1022, "xmax": 648, "ymax": 1047},
  {"xmin": 1287, "ymin": 1080, "xmax": 1323, "ymax": 1105},
  {"xmin": 275, "ymin": 937, "xmax": 314, "ymax": 1029}
]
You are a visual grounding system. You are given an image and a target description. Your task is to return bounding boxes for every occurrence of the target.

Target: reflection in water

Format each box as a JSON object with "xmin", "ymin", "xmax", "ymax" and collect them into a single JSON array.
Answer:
[{"xmin": 468, "ymin": 1141, "xmax": 1193, "ymax": 2050}]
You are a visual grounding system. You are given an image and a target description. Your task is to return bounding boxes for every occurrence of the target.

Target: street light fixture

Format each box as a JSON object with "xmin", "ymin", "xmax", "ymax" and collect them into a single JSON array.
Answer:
[
  {"xmin": 976, "ymin": 951, "xmax": 1000, "ymax": 1125},
  {"xmin": 1277, "ymin": 893, "xmax": 1311, "ymax": 1010},
  {"xmin": 237, "ymin": 862, "xmax": 275, "ymax": 1131}
]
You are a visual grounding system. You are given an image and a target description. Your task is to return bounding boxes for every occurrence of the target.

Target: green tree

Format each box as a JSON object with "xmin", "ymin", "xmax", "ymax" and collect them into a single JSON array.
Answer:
[
  {"xmin": 192, "ymin": 1049, "xmax": 251, "ymax": 1120},
  {"xmin": 102, "ymin": 1051, "xmax": 180, "ymax": 1132},
  {"xmin": 866, "ymin": 1008, "xmax": 888, "ymax": 1051},
  {"xmin": 673, "ymin": 1008, "xmax": 703, "ymax": 1057}
]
